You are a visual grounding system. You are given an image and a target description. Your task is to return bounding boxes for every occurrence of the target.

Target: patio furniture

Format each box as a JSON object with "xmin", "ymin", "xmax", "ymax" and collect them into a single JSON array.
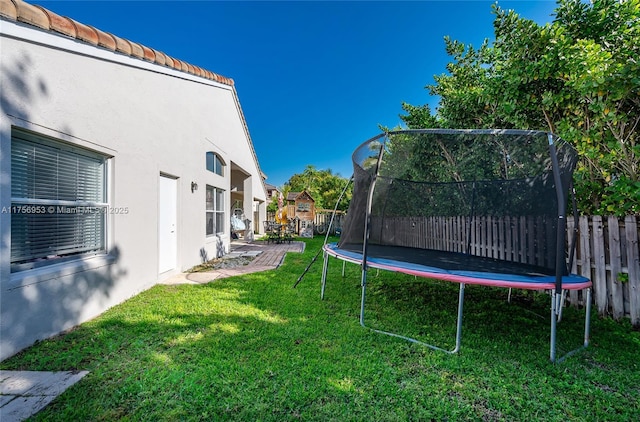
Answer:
[{"xmin": 263, "ymin": 221, "xmax": 282, "ymax": 244}]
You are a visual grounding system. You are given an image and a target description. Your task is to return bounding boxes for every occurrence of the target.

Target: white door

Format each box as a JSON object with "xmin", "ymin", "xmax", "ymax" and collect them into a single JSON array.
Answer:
[{"xmin": 158, "ymin": 175, "xmax": 177, "ymax": 273}]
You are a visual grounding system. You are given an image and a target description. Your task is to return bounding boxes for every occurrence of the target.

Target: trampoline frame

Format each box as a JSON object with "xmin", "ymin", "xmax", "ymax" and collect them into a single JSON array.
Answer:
[
  {"xmin": 319, "ymin": 129, "xmax": 593, "ymax": 362},
  {"xmin": 321, "ymin": 244, "xmax": 592, "ymax": 362}
]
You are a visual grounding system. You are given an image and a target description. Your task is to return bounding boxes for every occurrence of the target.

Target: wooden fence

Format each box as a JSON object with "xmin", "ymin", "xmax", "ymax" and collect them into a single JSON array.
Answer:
[
  {"xmin": 372, "ymin": 215, "xmax": 639, "ymax": 325},
  {"xmin": 269, "ymin": 210, "xmax": 639, "ymax": 324},
  {"xmin": 568, "ymin": 216, "xmax": 639, "ymax": 325}
]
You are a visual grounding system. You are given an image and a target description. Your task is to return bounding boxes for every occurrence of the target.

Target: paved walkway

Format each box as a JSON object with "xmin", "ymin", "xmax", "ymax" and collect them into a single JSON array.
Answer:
[
  {"xmin": 161, "ymin": 240, "xmax": 305, "ymax": 284},
  {"xmin": 0, "ymin": 370, "xmax": 88, "ymax": 422},
  {"xmin": 0, "ymin": 240, "xmax": 305, "ymax": 421}
]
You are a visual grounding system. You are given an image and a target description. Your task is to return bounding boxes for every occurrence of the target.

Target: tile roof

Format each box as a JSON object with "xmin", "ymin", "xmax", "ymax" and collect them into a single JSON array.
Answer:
[{"xmin": 0, "ymin": 0, "xmax": 234, "ymax": 86}]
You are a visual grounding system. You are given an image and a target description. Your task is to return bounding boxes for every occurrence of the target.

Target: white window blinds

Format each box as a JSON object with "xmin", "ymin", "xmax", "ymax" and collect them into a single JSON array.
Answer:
[{"xmin": 11, "ymin": 132, "xmax": 107, "ymax": 270}]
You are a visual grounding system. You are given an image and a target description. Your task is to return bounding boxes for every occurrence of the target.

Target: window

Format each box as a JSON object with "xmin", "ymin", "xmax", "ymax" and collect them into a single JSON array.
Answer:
[
  {"xmin": 297, "ymin": 202, "xmax": 311, "ymax": 212},
  {"xmin": 10, "ymin": 130, "xmax": 108, "ymax": 271},
  {"xmin": 206, "ymin": 152, "xmax": 224, "ymax": 176},
  {"xmin": 206, "ymin": 185, "xmax": 225, "ymax": 236}
]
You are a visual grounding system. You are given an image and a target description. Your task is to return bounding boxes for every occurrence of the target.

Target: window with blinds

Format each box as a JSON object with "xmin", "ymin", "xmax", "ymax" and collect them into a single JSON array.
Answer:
[{"xmin": 10, "ymin": 130, "xmax": 108, "ymax": 271}]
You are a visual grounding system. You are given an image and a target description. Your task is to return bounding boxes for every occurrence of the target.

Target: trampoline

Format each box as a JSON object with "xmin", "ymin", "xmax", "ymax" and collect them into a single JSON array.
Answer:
[{"xmin": 320, "ymin": 129, "xmax": 592, "ymax": 362}]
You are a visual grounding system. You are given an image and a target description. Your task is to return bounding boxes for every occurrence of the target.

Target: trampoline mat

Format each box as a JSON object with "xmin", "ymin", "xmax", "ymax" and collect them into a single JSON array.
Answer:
[{"xmin": 339, "ymin": 243, "xmax": 555, "ymax": 277}]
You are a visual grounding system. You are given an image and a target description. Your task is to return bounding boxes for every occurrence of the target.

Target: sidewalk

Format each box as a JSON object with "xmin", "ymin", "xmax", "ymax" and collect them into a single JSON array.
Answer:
[
  {"xmin": 0, "ymin": 240, "xmax": 305, "ymax": 421},
  {"xmin": 0, "ymin": 370, "xmax": 88, "ymax": 422}
]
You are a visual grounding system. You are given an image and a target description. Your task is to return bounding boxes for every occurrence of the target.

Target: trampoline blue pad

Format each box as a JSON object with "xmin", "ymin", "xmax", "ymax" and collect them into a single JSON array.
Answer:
[{"xmin": 325, "ymin": 243, "xmax": 591, "ymax": 290}]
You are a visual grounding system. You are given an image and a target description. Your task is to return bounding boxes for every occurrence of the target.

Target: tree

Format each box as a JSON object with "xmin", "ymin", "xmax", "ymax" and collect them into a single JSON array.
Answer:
[
  {"xmin": 284, "ymin": 165, "xmax": 352, "ymax": 211},
  {"xmin": 401, "ymin": 0, "xmax": 639, "ymax": 215}
]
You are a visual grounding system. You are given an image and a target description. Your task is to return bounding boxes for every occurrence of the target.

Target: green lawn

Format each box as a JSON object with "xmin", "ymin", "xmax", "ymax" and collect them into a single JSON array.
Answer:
[{"xmin": 2, "ymin": 237, "xmax": 639, "ymax": 421}]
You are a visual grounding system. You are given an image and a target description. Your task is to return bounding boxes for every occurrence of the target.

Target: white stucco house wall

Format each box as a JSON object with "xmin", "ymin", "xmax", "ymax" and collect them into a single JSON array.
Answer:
[{"xmin": 0, "ymin": 0, "xmax": 268, "ymax": 360}]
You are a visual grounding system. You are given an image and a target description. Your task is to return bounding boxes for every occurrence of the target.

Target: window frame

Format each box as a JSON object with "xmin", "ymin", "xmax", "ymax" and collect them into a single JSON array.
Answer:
[
  {"xmin": 206, "ymin": 185, "xmax": 225, "ymax": 236},
  {"xmin": 10, "ymin": 129, "xmax": 109, "ymax": 272},
  {"xmin": 206, "ymin": 151, "xmax": 225, "ymax": 176}
]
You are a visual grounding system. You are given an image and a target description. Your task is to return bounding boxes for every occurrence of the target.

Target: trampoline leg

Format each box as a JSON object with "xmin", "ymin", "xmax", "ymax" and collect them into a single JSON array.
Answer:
[
  {"xmin": 551, "ymin": 287, "xmax": 591, "ymax": 363},
  {"xmin": 320, "ymin": 251, "xmax": 329, "ymax": 300},
  {"xmin": 584, "ymin": 288, "xmax": 592, "ymax": 347},
  {"xmin": 557, "ymin": 289, "xmax": 567, "ymax": 322},
  {"xmin": 342, "ymin": 261, "xmax": 346, "ymax": 278},
  {"xmin": 360, "ymin": 269, "xmax": 368, "ymax": 326},
  {"xmin": 452, "ymin": 283, "xmax": 465, "ymax": 353},
  {"xmin": 359, "ymin": 278, "xmax": 464, "ymax": 354},
  {"xmin": 550, "ymin": 291, "xmax": 557, "ymax": 362}
]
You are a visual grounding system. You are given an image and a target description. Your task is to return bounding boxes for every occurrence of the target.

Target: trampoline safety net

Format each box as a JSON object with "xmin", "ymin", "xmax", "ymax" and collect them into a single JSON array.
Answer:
[{"xmin": 338, "ymin": 129, "xmax": 578, "ymax": 278}]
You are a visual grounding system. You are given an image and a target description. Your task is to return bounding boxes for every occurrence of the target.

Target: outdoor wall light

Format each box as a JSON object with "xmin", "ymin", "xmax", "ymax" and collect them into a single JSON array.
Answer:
[{"xmin": 191, "ymin": 181, "xmax": 198, "ymax": 193}]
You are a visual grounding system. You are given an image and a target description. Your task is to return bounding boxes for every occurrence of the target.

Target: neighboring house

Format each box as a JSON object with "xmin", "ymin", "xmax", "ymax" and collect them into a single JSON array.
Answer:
[
  {"xmin": 264, "ymin": 183, "xmax": 280, "ymax": 203},
  {"xmin": 0, "ymin": 0, "xmax": 268, "ymax": 360}
]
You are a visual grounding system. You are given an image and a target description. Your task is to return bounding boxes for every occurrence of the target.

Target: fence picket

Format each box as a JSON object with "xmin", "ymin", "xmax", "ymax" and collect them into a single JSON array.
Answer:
[
  {"xmin": 505, "ymin": 216, "xmax": 513, "ymax": 262},
  {"xmin": 567, "ymin": 217, "xmax": 579, "ymax": 304},
  {"xmin": 579, "ymin": 217, "xmax": 600, "ymax": 310},
  {"xmin": 625, "ymin": 216, "xmax": 640, "ymax": 325},
  {"xmin": 592, "ymin": 216, "xmax": 608, "ymax": 315},
  {"xmin": 608, "ymin": 217, "xmax": 624, "ymax": 319}
]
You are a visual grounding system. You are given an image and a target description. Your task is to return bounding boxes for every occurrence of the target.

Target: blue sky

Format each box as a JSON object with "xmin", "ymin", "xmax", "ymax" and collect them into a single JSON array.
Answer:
[{"xmin": 38, "ymin": 0, "xmax": 559, "ymax": 187}]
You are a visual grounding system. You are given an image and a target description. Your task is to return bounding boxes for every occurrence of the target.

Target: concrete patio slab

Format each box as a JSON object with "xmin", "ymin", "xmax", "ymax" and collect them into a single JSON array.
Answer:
[{"xmin": 0, "ymin": 370, "xmax": 88, "ymax": 422}]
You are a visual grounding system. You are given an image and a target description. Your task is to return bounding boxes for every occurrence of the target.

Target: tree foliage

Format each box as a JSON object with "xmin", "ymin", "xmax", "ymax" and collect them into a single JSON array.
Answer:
[
  {"xmin": 401, "ymin": 0, "xmax": 639, "ymax": 215},
  {"xmin": 283, "ymin": 165, "xmax": 352, "ymax": 211}
]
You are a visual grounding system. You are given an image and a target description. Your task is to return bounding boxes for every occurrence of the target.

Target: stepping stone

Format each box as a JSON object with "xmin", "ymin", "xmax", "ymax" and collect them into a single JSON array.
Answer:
[{"xmin": 241, "ymin": 251, "xmax": 263, "ymax": 257}]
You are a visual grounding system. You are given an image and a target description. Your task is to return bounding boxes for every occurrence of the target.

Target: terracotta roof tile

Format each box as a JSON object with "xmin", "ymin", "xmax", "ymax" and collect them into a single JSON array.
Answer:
[
  {"xmin": 152, "ymin": 49, "xmax": 167, "ymax": 66},
  {"xmin": 140, "ymin": 44, "xmax": 155, "ymax": 62},
  {"xmin": 0, "ymin": 0, "xmax": 234, "ymax": 86},
  {"xmin": 15, "ymin": 0, "xmax": 48, "ymax": 29},
  {"xmin": 111, "ymin": 34, "xmax": 132, "ymax": 55},
  {"xmin": 129, "ymin": 41, "xmax": 144, "ymax": 59},
  {"xmin": 0, "ymin": 0, "xmax": 17, "ymax": 20},
  {"xmin": 72, "ymin": 19, "xmax": 98, "ymax": 45},
  {"xmin": 92, "ymin": 26, "xmax": 116, "ymax": 51},
  {"xmin": 43, "ymin": 9, "xmax": 76, "ymax": 38}
]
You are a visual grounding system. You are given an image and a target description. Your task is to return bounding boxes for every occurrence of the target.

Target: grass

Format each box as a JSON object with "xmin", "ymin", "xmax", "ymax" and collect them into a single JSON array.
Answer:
[{"xmin": 2, "ymin": 237, "xmax": 639, "ymax": 421}]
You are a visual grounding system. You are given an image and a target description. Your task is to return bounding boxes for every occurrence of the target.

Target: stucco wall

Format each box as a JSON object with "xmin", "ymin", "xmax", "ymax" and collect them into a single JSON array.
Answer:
[{"xmin": 0, "ymin": 19, "xmax": 266, "ymax": 359}]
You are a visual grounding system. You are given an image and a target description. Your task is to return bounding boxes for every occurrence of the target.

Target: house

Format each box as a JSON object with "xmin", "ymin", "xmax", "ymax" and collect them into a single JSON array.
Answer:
[
  {"xmin": 0, "ymin": 0, "xmax": 268, "ymax": 360},
  {"xmin": 264, "ymin": 183, "xmax": 280, "ymax": 203}
]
